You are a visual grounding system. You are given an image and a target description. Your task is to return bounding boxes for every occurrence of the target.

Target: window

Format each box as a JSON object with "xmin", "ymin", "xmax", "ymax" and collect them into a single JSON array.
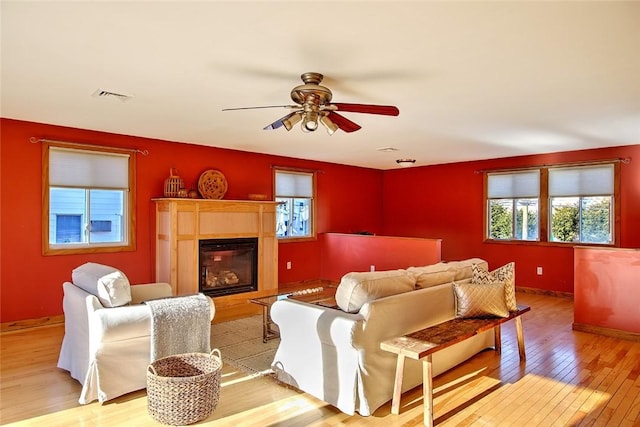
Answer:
[
  {"xmin": 274, "ymin": 169, "xmax": 315, "ymax": 240},
  {"xmin": 548, "ymin": 165, "xmax": 614, "ymax": 244},
  {"xmin": 486, "ymin": 170, "xmax": 540, "ymax": 241},
  {"xmin": 485, "ymin": 162, "xmax": 618, "ymax": 245},
  {"xmin": 43, "ymin": 142, "xmax": 136, "ymax": 254}
]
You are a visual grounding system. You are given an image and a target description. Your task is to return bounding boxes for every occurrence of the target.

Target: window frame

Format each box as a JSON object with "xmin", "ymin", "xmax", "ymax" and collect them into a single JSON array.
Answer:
[
  {"xmin": 42, "ymin": 141, "xmax": 137, "ymax": 255},
  {"xmin": 273, "ymin": 167, "xmax": 317, "ymax": 242},
  {"xmin": 484, "ymin": 161, "xmax": 620, "ymax": 247}
]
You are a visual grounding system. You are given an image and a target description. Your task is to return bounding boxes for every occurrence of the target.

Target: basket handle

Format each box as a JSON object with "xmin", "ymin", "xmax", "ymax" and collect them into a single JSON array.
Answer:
[
  {"xmin": 211, "ymin": 348, "xmax": 223, "ymax": 367},
  {"xmin": 169, "ymin": 167, "xmax": 178, "ymax": 177},
  {"xmin": 147, "ymin": 364, "xmax": 157, "ymax": 375}
]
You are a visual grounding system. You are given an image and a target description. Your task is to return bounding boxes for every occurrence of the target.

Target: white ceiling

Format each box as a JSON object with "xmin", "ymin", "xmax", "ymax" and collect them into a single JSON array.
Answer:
[{"xmin": 2, "ymin": 1, "xmax": 639, "ymax": 170}]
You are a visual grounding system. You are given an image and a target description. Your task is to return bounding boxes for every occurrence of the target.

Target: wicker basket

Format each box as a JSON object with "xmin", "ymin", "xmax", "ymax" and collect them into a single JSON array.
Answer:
[{"xmin": 147, "ymin": 349, "xmax": 222, "ymax": 425}]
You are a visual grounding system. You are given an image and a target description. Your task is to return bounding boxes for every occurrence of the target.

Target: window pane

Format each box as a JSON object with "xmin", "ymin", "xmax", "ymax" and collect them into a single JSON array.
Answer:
[
  {"xmin": 515, "ymin": 198, "xmax": 538, "ymax": 241},
  {"xmin": 89, "ymin": 190, "xmax": 125, "ymax": 243},
  {"xmin": 276, "ymin": 198, "xmax": 291, "ymax": 237},
  {"xmin": 49, "ymin": 187, "xmax": 126, "ymax": 245},
  {"xmin": 56, "ymin": 214, "xmax": 82, "ymax": 243},
  {"xmin": 276, "ymin": 197, "xmax": 311, "ymax": 238},
  {"xmin": 50, "ymin": 188, "xmax": 86, "ymax": 244},
  {"xmin": 290, "ymin": 198, "xmax": 311, "ymax": 237},
  {"xmin": 580, "ymin": 196, "xmax": 612, "ymax": 244},
  {"xmin": 489, "ymin": 199, "xmax": 513, "ymax": 239},
  {"xmin": 550, "ymin": 197, "xmax": 579, "ymax": 242}
]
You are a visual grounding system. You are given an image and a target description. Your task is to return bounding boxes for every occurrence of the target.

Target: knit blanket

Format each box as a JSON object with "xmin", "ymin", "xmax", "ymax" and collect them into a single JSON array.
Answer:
[{"xmin": 146, "ymin": 293, "xmax": 211, "ymax": 361}]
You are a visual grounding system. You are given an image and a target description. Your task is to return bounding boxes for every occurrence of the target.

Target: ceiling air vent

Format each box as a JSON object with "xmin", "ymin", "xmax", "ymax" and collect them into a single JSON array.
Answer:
[{"xmin": 92, "ymin": 89, "xmax": 132, "ymax": 102}]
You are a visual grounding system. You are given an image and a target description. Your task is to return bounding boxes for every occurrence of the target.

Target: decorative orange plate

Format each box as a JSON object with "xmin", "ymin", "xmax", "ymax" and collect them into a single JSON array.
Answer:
[{"xmin": 198, "ymin": 169, "xmax": 228, "ymax": 199}]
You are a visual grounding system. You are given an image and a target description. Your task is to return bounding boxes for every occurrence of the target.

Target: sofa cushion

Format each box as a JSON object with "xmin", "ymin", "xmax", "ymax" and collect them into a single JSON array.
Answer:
[
  {"xmin": 471, "ymin": 262, "xmax": 517, "ymax": 311},
  {"xmin": 335, "ymin": 270, "xmax": 416, "ymax": 313},
  {"xmin": 72, "ymin": 262, "xmax": 132, "ymax": 308},
  {"xmin": 453, "ymin": 280, "xmax": 509, "ymax": 318},
  {"xmin": 407, "ymin": 263, "xmax": 455, "ymax": 288},
  {"xmin": 446, "ymin": 258, "xmax": 488, "ymax": 281},
  {"xmin": 408, "ymin": 258, "xmax": 488, "ymax": 288}
]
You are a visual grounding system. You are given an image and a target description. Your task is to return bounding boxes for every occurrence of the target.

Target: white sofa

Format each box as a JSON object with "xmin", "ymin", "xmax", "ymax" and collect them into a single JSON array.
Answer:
[
  {"xmin": 57, "ymin": 263, "xmax": 215, "ymax": 404},
  {"xmin": 270, "ymin": 258, "xmax": 494, "ymax": 416}
]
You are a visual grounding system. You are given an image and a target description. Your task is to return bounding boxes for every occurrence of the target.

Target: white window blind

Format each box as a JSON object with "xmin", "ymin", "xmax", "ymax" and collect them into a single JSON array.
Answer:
[
  {"xmin": 487, "ymin": 170, "xmax": 540, "ymax": 198},
  {"xmin": 49, "ymin": 147, "xmax": 129, "ymax": 189},
  {"xmin": 549, "ymin": 164, "xmax": 614, "ymax": 196},
  {"xmin": 275, "ymin": 171, "xmax": 313, "ymax": 197}
]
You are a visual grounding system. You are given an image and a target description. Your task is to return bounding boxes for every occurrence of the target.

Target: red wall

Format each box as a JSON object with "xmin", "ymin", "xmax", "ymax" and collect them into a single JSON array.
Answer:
[
  {"xmin": 381, "ymin": 145, "xmax": 640, "ymax": 293},
  {"xmin": 3, "ymin": 117, "xmax": 638, "ymax": 323},
  {"xmin": 574, "ymin": 247, "xmax": 640, "ymax": 333},
  {"xmin": 0, "ymin": 119, "xmax": 383, "ymax": 322},
  {"xmin": 319, "ymin": 233, "xmax": 441, "ymax": 281}
]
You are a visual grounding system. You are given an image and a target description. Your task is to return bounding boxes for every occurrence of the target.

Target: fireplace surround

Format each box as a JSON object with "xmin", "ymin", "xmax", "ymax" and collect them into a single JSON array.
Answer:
[{"xmin": 154, "ymin": 199, "xmax": 278, "ymax": 320}]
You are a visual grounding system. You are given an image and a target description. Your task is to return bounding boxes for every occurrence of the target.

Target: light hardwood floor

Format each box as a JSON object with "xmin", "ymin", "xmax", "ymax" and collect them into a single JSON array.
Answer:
[{"xmin": 1, "ymin": 293, "xmax": 639, "ymax": 426}]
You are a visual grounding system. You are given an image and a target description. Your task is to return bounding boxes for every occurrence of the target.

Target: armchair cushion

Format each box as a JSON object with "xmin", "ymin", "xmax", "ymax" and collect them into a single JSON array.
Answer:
[{"xmin": 72, "ymin": 262, "xmax": 132, "ymax": 307}]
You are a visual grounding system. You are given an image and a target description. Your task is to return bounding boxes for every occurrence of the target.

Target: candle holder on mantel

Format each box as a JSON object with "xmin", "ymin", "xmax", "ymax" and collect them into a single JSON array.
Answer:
[{"xmin": 163, "ymin": 168, "xmax": 184, "ymax": 198}]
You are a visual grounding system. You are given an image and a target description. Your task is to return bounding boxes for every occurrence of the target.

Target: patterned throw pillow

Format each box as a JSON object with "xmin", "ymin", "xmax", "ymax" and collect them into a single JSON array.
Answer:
[
  {"xmin": 472, "ymin": 262, "xmax": 517, "ymax": 312},
  {"xmin": 453, "ymin": 281, "xmax": 509, "ymax": 318}
]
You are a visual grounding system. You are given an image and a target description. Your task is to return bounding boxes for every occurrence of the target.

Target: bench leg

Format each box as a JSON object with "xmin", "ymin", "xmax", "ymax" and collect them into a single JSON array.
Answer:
[
  {"xmin": 423, "ymin": 355, "xmax": 434, "ymax": 427},
  {"xmin": 516, "ymin": 316, "xmax": 526, "ymax": 360},
  {"xmin": 391, "ymin": 354, "xmax": 406, "ymax": 415},
  {"xmin": 494, "ymin": 325, "xmax": 502, "ymax": 355}
]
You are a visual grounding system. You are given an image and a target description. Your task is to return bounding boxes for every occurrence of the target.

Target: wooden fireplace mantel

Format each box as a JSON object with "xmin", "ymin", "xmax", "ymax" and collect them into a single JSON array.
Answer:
[{"xmin": 153, "ymin": 198, "xmax": 279, "ymax": 320}]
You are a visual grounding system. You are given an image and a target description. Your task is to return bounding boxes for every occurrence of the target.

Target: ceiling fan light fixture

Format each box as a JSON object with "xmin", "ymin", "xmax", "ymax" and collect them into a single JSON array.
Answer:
[
  {"xmin": 396, "ymin": 158, "xmax": 416, "ymax": 167},
  {"xmin": 283, "ymin": 112, "xmax": 303, "ymax": 130},
  {"xmin": 302, "ymin": 111, "xmax": 319, "ymax": 132},
  {"xmin": 320, "ymin": 115, "xmax": 338, "ymax": 135}
]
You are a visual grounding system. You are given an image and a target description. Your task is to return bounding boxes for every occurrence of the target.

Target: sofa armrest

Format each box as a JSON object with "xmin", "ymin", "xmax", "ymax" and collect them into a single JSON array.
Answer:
[
  {"xmin": 271, "ymin": 299, "xmax": 363, "ymax": 349},
  {"xmin": 129, "ymin": 283, "xmax": 173, "ymax": 304}
]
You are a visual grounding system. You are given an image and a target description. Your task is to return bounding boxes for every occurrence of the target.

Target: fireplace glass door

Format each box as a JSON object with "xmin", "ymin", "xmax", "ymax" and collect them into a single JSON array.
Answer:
[{"xmin": 199, "ymin": 237, "xmax": 258, "ymax": 297}]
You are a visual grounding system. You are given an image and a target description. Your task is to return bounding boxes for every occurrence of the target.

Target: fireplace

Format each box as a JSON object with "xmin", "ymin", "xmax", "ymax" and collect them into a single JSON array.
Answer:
[{"xmin": 199, "ymin": 237, "xmax": 258, "ymax": 297}]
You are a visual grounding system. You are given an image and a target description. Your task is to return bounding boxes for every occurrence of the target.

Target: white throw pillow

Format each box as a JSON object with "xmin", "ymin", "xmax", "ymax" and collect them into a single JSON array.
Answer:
[
  {"xmin": 72, "ymin": 262, "xmax": 132, "ymax": 307},
  {"xmin": 335, "ymin": 270, "xmax": 416, "ymax": 313}
]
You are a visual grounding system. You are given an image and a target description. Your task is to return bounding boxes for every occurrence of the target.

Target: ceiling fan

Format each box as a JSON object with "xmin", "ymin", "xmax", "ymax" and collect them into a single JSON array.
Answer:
[{"xmin": 222, "ymin": 72, "xmax": 399, "ymax": 135}]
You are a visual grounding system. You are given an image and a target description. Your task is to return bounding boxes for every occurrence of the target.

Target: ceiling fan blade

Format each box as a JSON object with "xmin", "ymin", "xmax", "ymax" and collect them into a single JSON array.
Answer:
[
  {"xmin": 327, "ymin": 112, "xmax": 362, "ymax": 133},
  {"xmin": 330, "ymin": 103, "xmax": 399, "ymax": 116},
  {"xmin": 223, "ymin": 105, "xmax": 299, "ymax": 111},
  {"xmin": 264, "ymin": 112, "xmax": 299, "ymax": 130}
]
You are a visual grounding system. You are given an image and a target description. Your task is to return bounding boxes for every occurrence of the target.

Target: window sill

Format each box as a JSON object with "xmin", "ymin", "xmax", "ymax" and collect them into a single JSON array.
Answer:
[
  {"xmin": 277, "ymin": 236, "xmax": 317, "ymax": 243},
  {"xmin": 483, "ymin": 239, "xmax": 617, "ymax": 248}
]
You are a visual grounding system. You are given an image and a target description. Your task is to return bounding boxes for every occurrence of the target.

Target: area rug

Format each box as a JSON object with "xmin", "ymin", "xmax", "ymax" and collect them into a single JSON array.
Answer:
[{"xmin": 210, "ymin": 315, "xmax": 279, "ymax": 375}]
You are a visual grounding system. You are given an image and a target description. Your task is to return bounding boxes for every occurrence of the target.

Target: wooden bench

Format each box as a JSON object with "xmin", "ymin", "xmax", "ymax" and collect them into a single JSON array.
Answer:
[{"xmin": 380, "ymin": 304, "xmax": 531, "ymax": 426}]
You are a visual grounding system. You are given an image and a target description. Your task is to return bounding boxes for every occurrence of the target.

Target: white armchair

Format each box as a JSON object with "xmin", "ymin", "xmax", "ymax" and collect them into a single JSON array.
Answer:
[
  {"xmin": 57, "ymin": 281, "xmax": 173, "ymax": 404},
  {"xmin": 57, "ymin": 266, "xmax": 215, "ymax": 405}
]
